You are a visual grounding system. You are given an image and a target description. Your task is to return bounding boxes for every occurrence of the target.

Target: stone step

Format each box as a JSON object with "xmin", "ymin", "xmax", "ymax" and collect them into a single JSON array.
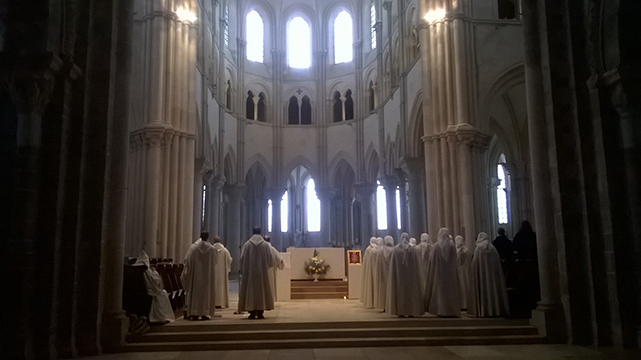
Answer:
[
  {"xmin": 122, "ymin": 335, "xmax": 544, "ymax": 352},
  {"xmin": 148, "ymin": 318, "xmax": 532, "ymax": 333},
  {"xmin": 291, "ymin": 286, "xmax": 348, "ymax": 293},
  {"xmin": 291, "ymin": 292, "xmax": 348, "ymax": 299},
  {"xmin": 130, "ymin": 325, "xmax": 538, "ymax": 343}
]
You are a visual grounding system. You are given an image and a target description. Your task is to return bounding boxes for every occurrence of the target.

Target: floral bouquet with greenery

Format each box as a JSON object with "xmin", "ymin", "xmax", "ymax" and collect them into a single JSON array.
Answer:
[{"xmin": 304, "ymin": 249, "xmax": 330, "ymax": 276}]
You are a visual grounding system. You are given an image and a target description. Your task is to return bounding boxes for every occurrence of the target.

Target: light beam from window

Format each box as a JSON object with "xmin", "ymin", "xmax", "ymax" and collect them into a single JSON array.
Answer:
[
  {"xmin": 288, "ymin": 17, "xmax": 311, "ymax": 69},
  {"xmin": 246, "ymin": 10, "xmax": 264, "ymax": 62},
  {"xmin": 281, "ymin": 191, "xmax": 288, "ymax": 232},
  {"xmin": 334, "ymin": 11, "xmax": 353, "ymax": 63},
  {"xmin": 497, "ymin": 163, "xmax": 509, "ymax": 224}
]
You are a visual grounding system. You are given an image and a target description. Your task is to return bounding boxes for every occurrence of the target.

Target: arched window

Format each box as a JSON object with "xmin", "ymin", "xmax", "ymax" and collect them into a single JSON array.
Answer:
[
  {"xmin": 246, "ymin": 10, "xmax": 264, "ymax": 63},
  {"xmin": 333, "ymin": 91, "xmax": 342, "ymax": 122},
  {"xmin": 224, "ymin": 5, "xmax": 230, "ymax": 46},
  {"xmin": 287, "ymin": 17, "xmax": 311, "ymax": 69},
  {"xmin": 281, "ymin": 191, "xmax": 288, "ymax": 232},
  {"xmin": 246, "ymin": 91, "xmax": 255, "ymax": 119},
  {"xmin": 334, "ymin": 11, "xmax": 353, "ymax": 64},
  {"xmin": 288, "ymin": 96, "xmax": 299, "ymax": 124},
  {"xmin": 225, "ymin": 79, "xmax": 232, "ymax": 109},
  {"xmin": 306, "ymin": 178, "xmax": 321, "ymax": 232},
  {"xmin": 201, "ymin": 184, "xmax": 207, "ymax": 225},
  {"xmin": 498, "ymin": 0, "xmax": 516, "ymax": 19},
  {"xmin": 301, "ymin": 96, "xmax": 312, "ymax": 124},
  {"xmin": 376, "ymin": 180, "xmax": 401, "ymax": 230},
  {"xmin": 368, "ymin": 81, "xmax": 375, "ymax": 111},
  {"xmin": 345, "ymin": 89, "xmax": 354, "ymax": 120},
  {"xmin": 257, "ymin": 92, "xmax": 266, "ymax": 121},
  {"xmin": 370, "ymin": 2, "xmax": 377, "ymax": 50},
  {"xmin": 497, "ymin": 154, "xmax": 509, "ymax": 224},
  {"xmin": 267, "ymin": 199, "xmax": 273, "ymax": 232}
]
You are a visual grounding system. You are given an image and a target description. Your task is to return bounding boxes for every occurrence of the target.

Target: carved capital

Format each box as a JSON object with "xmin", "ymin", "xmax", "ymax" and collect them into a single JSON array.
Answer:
[
  {"xmin": 142, "ymin": 125, "xmax": 165, "ymax": 147},
  {"xmin": 354, "ymin": 182, "xmax": 377, "ymax": 201}
]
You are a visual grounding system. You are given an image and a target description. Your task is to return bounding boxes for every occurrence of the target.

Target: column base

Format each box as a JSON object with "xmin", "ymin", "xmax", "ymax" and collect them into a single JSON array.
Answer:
[
  {"xmin": 531, "ymin": 304, "xmax": 568, "ymax": 344},
  {"xmin": 101, "ymin": 310, "xmax": 129, "ymax": 353}
]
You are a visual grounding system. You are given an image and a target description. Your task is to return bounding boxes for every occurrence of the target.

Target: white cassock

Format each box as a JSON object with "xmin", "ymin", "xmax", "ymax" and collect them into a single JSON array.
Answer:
[
  {"xmin": 386, "ymin": 233, "xmax": 425, "ymax": 317},
  {"xmin": 417, "ymin": 233, "xmax": 432, "ymax": 294},
  {"xmin": 213, "ymin": 242, "xmax": 232, "ymax": 308},
  {"xmin": 134, "ymin": 251, "xmax": 174, "ymax": 323},
  {"xmin": 425, "ymin": 228, "xmax": 461, "ymax": 317},
  {"xmin": 455, "ymin": 235, "xmax": 472, "ymax": 310},
  {"xmin": 360, "ymin": 237, "xmax": 378, "ymax": 308},
  {"xmin": 237, "ymin": 234, "xmax": 279, "ymax": 312},
  {"xmin": 374, "ymin": 236, "xmax": 395, "ymax": 310},
  {"xmin": 181, "ymin": 239, "xmax": 217, "ymax": 317},
  {"xmin": 468, "ymin": 232, "xmax": 510, "ymax": 317},
  {"xmin": 267, "ymin": 243, "xmax": 285, "ymax": 299}
]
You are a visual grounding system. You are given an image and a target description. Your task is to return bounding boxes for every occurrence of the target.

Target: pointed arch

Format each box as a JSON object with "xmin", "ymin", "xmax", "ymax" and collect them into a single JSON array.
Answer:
[
  {"xmin": 364, "ymin": 144, "xmax": 381, "ymax": 184},
  {"xmin": 301, "ymin": 95, "xmax": 312, "ymax": 124},
  {"xmin": 407, "ymin": 90, "xmax": 424, "ymax": 157}
]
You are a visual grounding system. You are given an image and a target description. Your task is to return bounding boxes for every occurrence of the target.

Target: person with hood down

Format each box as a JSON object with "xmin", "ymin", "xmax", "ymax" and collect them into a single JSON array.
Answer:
[
  {"xmin": 181, "ymin": 231, "xmax": 218, "ymax": 320},
  {"xmin": 374, "ymin": 236, "xmax": 395, "ymax": 311},
  {"xmin": 386, "ymin": 233, "xmax": 424, "ymax": 317},
  {"xmin": 360, "ymin": 237, "xmax": 379, "ymax": 308},
  {"xmin": 468, "ymin": 232, "xmax": 510, "ymax": 317},
  {"xmin": 424, "ymin": 228, "xmax": 460, "ymax": 317}
]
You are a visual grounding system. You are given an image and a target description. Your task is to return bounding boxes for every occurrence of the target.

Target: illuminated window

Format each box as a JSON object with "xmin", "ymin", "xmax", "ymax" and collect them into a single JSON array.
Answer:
[
  {"xmin": 497, "ymin": 156, "xmax": 509, "ymax": 224},
  {"xmin": 201, "ymin": 184, "xmax": 207, "ymax": 224},
  {"xmin": 267, "ymin": 191, "xmax": 288, "ymax": 232},
  {"xmin": 246, "ymin": 10, "xmax": 264, "ymax": 62},
  {"xmin": 376, "ymin": 180, "xmax": 401, "ymax": 230},
  {"xmin": 287, "ymin": 17, "xmax": 311, "ymax": 69},
  {"xmin": 306, "ymin": 178, "xmax": 321, "ymax": 232},
  {"xmin": 334, "ymin": 11, "xmax": 353, "ymax": 63},
  {"xmin": 267, "ymin": 199, "xmax": 272, "ymax": 232},
  {"xmin": 370, "ymin": 2, "xmax": 377, "ymax": 50}
]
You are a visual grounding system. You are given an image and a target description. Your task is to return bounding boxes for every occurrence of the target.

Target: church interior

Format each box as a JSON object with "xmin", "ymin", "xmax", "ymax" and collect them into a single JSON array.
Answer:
[{"xmin": 1, "ymin": 0, "xmax": 640, "ymax": 358}]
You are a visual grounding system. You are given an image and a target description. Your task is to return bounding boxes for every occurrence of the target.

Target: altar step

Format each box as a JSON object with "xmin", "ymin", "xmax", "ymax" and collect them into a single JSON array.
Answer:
[
  {"xmin": 123, "ymin": 318, "xmax": 543, "ymax": 352},
  {"xmin": 290, "ymin": 279, "xmax": 348, "ymax": 300}
]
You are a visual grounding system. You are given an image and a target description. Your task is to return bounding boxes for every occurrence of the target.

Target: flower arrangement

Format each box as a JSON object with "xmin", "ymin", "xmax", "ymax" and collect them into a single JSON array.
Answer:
[{"xmin": 304, "ymin": 249, "xmax": 330, "ymax": 276}]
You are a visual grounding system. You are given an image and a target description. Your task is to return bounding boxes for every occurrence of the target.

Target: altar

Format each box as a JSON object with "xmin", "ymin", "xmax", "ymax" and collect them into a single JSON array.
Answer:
[{"xmin": 286, "ymin": 247, "xmax": 345, "ymax": 280}]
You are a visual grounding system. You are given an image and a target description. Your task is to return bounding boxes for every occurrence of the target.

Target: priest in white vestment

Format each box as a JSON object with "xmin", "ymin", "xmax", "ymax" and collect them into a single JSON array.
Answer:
[
  {"xmin": 425, "ymin": 228, "xmax": 461, "ymax": 317},
  {"xmin": 133, "ymin": 251, "xmax": 175, "ymax": 323},
  {"xmin": 468, "ymin": 232, "xmax": 510, "ymax": 317},
  {"xmin": 455, "ymin": 235, "xmax": 472, "ymax": 310},
  {"xmin": 237, "ymin": 227, "xmax": 280, "ymax": 319},
  {"xmin": 181, "ymin": 231, "xmax": 218, "ymax": 320},
  {"xmin": 386, "ymin": 233, "xmax": 424, "ymax": 317},
  {"xmin": 360, "ymin": 237, "xmax": 379, "ymax": 308},
  {"xmin": 370, "ymin": 237, "xmax": 384, "ymax": 309},
  {"xmin": 212, "ymin": 236, "xmax": 232, "ymax": 308},
  {"xmin": 265, "ymin": 235, "xmax": 285, "ymax": 300},
  {"xmin": 374, "ymin": 235, "xmax": 395, "ymax": 310}
]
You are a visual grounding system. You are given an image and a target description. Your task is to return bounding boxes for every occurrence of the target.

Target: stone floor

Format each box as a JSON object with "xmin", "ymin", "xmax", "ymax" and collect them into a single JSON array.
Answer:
[
  {"xmin": 80, "ymin": 345, "xmax": 640, "ymax": 359},
  {"xmin": 84, "ymin": 282, "xmax": 640, "ymax": 359}
]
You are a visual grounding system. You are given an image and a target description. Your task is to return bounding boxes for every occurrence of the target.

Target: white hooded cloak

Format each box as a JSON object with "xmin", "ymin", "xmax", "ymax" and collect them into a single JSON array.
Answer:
[
  {"xmin": 386, "ymin": 233, "xmax": 425, "ymax": 317},
  {"xmin": 360, "ymin": 237, "xmax": 379, "ymax": 308},
  {"xmin": 374, "ymin": 236, "xmax": 395, "ymax": 310},
  {"xmin": 237, "ymin": 234, "xmax": 279, "ymax": 312},
  {"xmin": 468, "ymin": 232, "xmax": 510, "ymax": 317},
  {"xmin": 417, "ymin": 233, "xmax": 432, "ymax": 294},
  {"xmin": 213, "ymin": 242, "xmax": 233, "ymax": 308},
  {"xmin": 455, "ymin": 235, "xmax": 472, "ymax": 310},
  {"xmin": 133, "ymin": 251, "xmax": 175, "ymax": 323},
  {"xmin": 424, "ymin": 228, "xmax": 461, "ymax": 317},
  {"xmin": 181, "ymin": 239, "xmax": 218, "ymax": 317}
]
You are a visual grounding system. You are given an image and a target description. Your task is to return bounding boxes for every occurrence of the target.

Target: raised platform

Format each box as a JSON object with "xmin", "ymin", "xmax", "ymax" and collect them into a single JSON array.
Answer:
[{"xmin": 290, "ymin": 279, "xmax": 348, "ymax": 300}]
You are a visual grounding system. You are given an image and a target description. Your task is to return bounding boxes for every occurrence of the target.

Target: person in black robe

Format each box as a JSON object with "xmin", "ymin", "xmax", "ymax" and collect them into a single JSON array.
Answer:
[{"xmin": 493, "ymin": 228, "xmax": 514, "ymax": 260}]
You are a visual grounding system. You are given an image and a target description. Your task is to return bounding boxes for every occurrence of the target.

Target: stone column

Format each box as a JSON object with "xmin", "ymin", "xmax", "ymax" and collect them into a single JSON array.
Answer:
[
  {"xmin": 345, "ymin": 196, "xmax": 355, "ymax": 247},
  {"xmin": 100, "ymin": 0, "xmax": 133, "ymax": 350},
  {"xmin": 457, "ymin": 127, "xmax": 478, "ymax": 251},
  {"xmin": 355, "ymin": 183, "xmax": 377, "ymax": 250},
  {"xmin": 142, "ymin": 126, "xmax": 164, "ymax": 257},
  {"xmin": 522, "ymin": 0, "xmax": 566, "ymax": 343},
  {"xmin": 395, "ymin": 169, "xmax": 409, "ymax": 233},
  {"xmin": 380, "ymin": 176, "xmax": 399, "ymax": 240},
  {"xmin": 224, "ymin": 184, "xmax": 246, "ymax": 278},
  {"xmin": 208, "ymin": 175, "xmax": 225, "ymax": 236},
  {"xmin": 316, "ymin": 187, "xmax": 335, "ymax": 246},
  {"xmin": 268, "ymin": 187, "xmax": 286, "ymax": 251},
  {"xmin": 400, "ymin": 157, "xmax": 427, "ymax": 238}
]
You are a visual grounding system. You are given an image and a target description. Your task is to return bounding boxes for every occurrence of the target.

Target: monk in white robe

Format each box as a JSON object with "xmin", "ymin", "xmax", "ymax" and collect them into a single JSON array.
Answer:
[
  {"xmin": 425, "ymin": 228, "xmax": 461, "ymax": 317},
  {"xmin": 133, "ymin": 251, "xmax": 174, "ymax": 323},
  {"xmin": 181, "ymin": 231, "xmax": 218, "ymax": 320},
  {"xmin": 386, "ymin": 233, "xmax": 424, "ymax": 317},
  {"xmin": 455, "ymin": 235, "xmax": 472, "ymax": 310},
  {"xmin": 237, "ymin": 227, "xmax": 280, "ymax": 319},
  {"xmin": 468, "ymin": 232, "xmax": 510, "ymax": 317},
  {"xmin": 374, "ymin": 235, "xmax": 395, "ymax": 310},
  {"xmin": 409, "ymin": 238, "xmax": 417, "ymax": 247},
  {"xmin": 360, "ymin": 237, "xmax": 379, "ymax": 308},
  {"xmin": 265, "ymin": 236, "xmax": 285, "ymax": 300},
  {"xmin": 212, "ymin": 236, "xmax": 232, "ymax": 308},
  {"xmin": 417, "ymin": 233, "xmax": 432, "ymax": 293},
  {"xmin": 370, "ymin": 237, "xmax": 384, "ymax": 308}
]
